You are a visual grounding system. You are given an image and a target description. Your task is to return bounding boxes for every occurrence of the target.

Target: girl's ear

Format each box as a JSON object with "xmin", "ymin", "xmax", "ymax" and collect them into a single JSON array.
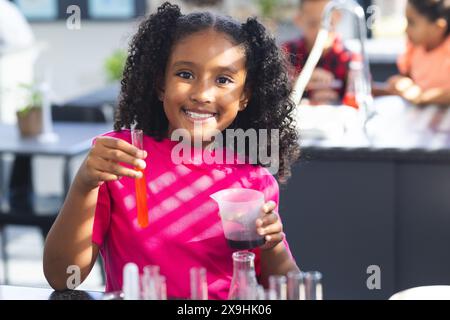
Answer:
[
  {"xmin": 156, "ymin": 85, "xmax": 165, "ymax": 102},
  {"xmin": 436, "ymin": 18, "xmax": 448, "ymax": 33},
  {"xmin": 155, "ymin": 74, "xmax": 166, "ymax": 101},
  {"xmin": 239, "ymin": 88, "xmax": 251, "ymax": 111}
]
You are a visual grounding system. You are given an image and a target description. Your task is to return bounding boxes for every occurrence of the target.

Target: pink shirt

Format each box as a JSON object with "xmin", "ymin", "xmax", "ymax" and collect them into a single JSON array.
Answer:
[
  {"xmin": 92, "ymin": 130, "xmax": 293, "ymax": 299},
  {"xmin": 397, "ymin": 36, "xmax": 450, "ymax": 91}
]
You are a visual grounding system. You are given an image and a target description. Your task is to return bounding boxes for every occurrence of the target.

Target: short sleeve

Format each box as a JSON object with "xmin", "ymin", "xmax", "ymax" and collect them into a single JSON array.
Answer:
[{"xmin": 92, "ymin": 182, "xmax": 111, "ymax": 247}]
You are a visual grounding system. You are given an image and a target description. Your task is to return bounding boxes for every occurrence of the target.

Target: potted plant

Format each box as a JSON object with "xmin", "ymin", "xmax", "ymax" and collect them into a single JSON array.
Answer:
[
  {"xmin": 16, "ymin": 83, "xmax": 43, "ymax": 138},
  {"xmin": 182, "ymin": 0, "xmax": 223, "ymax": 6},
  {"xmin": 104, "ymin": 49, "xmax": 127, "ymax": 83}
]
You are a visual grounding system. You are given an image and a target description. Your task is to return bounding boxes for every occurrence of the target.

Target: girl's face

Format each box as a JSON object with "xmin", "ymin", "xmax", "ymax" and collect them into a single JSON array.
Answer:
[
  {"xmin": 161, "ymin": 29, "xmax": 249, "ymax": 145},
  {"xmin": 405, "ymin": 3, "xmax": 447, "ymax": 50},
  {"xmin": 296, "ymin": 0, "xmax": 340, "ymax": 49}
]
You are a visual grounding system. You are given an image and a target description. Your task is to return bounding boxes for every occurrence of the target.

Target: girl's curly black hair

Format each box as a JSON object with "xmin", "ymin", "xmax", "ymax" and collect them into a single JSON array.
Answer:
[
  {"xmin": 114, "ymin": 1, "xmax": 300, "ymax": 183},
  {"xmin": 409, "ymin": 0, "xmax": 450, "ymax": 35}
]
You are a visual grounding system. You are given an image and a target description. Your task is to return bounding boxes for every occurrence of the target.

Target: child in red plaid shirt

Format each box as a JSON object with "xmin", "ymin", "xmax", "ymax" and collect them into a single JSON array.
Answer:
[{"xmin": 282, "ymin": 0, "xmax": 355, "ymax": 105}]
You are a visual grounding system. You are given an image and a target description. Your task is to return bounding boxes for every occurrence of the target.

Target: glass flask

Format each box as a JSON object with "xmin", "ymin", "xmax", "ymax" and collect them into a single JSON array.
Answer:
[{"xmin": 228, "ymin": 251, "xmax": 258, "ymax": 300}]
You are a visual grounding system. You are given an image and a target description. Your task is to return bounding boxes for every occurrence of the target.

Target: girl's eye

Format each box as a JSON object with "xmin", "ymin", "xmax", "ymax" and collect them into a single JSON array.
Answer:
[
  {"xmin": 176, "ymin": 71, "xmax": 193, "ymax": 79},
  {"xmin": 217, "ymin": 76, "xmax": 233, "ymax": 85}
]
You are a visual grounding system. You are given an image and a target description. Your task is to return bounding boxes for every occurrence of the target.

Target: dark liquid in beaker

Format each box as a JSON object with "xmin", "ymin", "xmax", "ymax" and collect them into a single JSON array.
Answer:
[{"xmin": 226, "ymin": 234, "xmax": 266, "ymax": 250}]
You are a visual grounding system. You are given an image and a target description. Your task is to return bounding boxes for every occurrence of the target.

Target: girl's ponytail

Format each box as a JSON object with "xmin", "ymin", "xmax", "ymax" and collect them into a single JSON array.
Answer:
[
  {"xmin": 241, "ymin": 17, "xmax": 299, "ymax": 183},
  {"xmin": 115, "ymin": 2, "xmax": 181, "ymax": 132}
]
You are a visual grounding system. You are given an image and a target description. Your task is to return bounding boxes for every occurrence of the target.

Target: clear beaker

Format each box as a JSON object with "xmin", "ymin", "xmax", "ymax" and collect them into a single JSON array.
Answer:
[{"xmin": 210, "ymin": 188, "xmax": 265, "ymax": 250}]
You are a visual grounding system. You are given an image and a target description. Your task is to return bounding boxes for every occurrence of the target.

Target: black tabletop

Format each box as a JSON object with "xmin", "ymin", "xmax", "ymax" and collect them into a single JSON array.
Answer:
[{"xmin": 0, "ymin": 285, "xmax": 105, "ymax": 300}]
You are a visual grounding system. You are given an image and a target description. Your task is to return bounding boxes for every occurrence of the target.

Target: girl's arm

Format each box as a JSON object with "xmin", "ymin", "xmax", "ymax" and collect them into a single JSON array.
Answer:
[
  {"xmin": 387, "ymin": 75, "xmax": 450, "ymax": 106},
  {"xmin": 414, "ymin": 88, "xmax": 450, "ymax": 106},
  {"xmin": 256, "ymin": 201, "xmax": 300, "ymax": 288},
  {"xmin": 43, "ymin": 136, "xmax": 147, "ymax": 290},
  {"xmin": 43, "ymin": 174, "xmax": 101, "ymax": 291},
  {"xmin": 260, "ymin": 241, "xmax": 300, "ymax": 288}
]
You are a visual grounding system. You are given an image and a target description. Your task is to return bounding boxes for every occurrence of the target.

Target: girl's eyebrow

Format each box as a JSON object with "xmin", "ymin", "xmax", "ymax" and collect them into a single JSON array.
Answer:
[
  {"xmin": 172, "ymin": 60, "xmax": 240, "ymax": 75},
  {"xmin": 173, "ymin": 61, "xmax": 196, "ymax": 68}
]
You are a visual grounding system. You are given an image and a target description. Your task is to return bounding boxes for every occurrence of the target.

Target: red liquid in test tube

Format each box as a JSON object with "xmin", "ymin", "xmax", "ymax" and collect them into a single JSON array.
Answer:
[{"xmin": 132, "ymin": 129, "xmax": 149, "ymax": 228}]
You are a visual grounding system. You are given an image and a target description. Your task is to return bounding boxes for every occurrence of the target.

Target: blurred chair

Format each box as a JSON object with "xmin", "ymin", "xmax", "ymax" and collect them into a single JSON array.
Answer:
[{"xmin": 0, "ymin": 83, "xmax": 117, "ymax": 284}]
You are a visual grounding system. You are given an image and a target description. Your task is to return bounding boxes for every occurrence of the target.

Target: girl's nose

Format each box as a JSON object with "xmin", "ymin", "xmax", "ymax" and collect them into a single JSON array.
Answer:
[{"xmin": 190, "ymin": 80, "xmax": 215, "ymax": 104}]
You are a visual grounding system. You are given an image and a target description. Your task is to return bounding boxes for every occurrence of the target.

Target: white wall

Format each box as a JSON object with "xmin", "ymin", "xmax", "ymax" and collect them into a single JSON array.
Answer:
[{"xmin": 31, "ymin": 21, "xmax": 138, "ymax": 103}]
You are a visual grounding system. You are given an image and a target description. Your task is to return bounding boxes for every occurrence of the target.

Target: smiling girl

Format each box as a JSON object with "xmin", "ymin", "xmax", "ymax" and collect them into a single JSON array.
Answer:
[{"xmin": 43, "ymin": 2, "xmax": 301, "ymax": 299}]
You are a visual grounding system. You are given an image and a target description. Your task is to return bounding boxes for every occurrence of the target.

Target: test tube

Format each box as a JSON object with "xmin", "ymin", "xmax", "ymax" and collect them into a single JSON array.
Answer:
[
  {"xmin": 304, "ymin": 271, "xmax": 323, "ymax": 300},
  {"xmin": 159, "ymin": 275, "xmax": 167, "ymax": 300},
  {"xmin": 123, "ymin": 262, "xmax": 140, "ymax": 300},
  {"xmin": 142, "ymin": 265, "xmax": 160, "ymax": 300},
  {"xmin": 287, "ymin": 271, "xmax": 305, "ymax": 300},
  {"xmin": 268, "ymin": 275, "xmax": 287, "ymax": 300},
  {"xmin": 190, "ymin": 267, "xmax": 208, "ymax": 300},
  {"xmin": 265, "ymin": 288, "xmax": 277, "ymax": 300},
  {"xmin": 131, "ymin": 129, "xmax": 149, "ymax": 228}
]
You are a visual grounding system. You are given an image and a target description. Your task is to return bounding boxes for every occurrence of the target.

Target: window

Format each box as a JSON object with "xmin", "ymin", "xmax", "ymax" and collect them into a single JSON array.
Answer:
[
  {"xmin": 12, "ymin": 0, "xmax": 58, "ymax": 20},
  {"xmin": 88, "ymin": 0, "xmax": 135, "ymax": 19},
  {"xmin": 10, "ymin": 0, "xmax": 147, "ymax": 21},
  {"xmin": 371, "ymin": 0, "xmax": 407, "ymax": 39}
]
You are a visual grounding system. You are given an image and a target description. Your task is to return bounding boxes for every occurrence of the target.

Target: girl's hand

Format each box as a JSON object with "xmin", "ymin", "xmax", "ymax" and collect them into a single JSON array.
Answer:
[
  {"xmin": 78, "ymin": 136, "xmax": 147, "ymax": 190},
  {"xmin": 256, "ymin": 201, "xmax": 285, "ymax": 251},
  {"xmin": 387, "ymin": 75, "xmax": 423, "ymax": 104},
  {"xmin": 387, "ymin": 75, "xmax": 413, "ymax": 95}
]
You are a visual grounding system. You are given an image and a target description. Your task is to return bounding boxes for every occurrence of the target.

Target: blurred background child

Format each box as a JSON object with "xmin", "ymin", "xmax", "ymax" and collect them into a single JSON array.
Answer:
[
  {"xmin": 282, "ymin": 0, "xmax": 355, "ymax": 105},
  {"xmin": 386, "ymin": 0, "xmax": 450, "ymax": 106}
]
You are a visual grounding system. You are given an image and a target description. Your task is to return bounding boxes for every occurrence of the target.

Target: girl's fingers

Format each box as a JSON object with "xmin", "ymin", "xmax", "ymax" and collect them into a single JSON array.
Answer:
[
  {"xmin": 95, "ymin": 171, "xmax": 121, "ymax": 182},
  {"xmin": 256, "ymin": 201, "xmax": 278, "ymax": 227},
  {"xmin": 257, "ymin": 221, "xmax": 282, "ymax": 236},
  {"xmin": 97, "ymin": 136, "xmax": 147, "ymax": 159},
  {"xmin": 257, "ymin": 212, "xmax": 278, "ymax": 228},
  {"xmin": 262, "ymin": 201, "xmax": 277, "ymax": 213},
  {"xmin": 101, "ymin": 148, "xmax": 146, "ymax": 169},
  {"xmin": 264, "ymin": 232, "xmax": 285, "ymax": 244},
  {"xmin": 93, "ymin": 157, "xmax": 142, "ymax": 179}
]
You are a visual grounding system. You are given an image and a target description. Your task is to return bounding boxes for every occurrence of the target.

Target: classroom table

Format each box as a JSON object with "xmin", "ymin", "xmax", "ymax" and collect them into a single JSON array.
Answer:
[
  {"xmin": 280, "ymin": 96, "xmax": 450, "ymax": 299},
  {"xmin": 0, "ymin": 285, "xmax": 104, "ymax": 300}
]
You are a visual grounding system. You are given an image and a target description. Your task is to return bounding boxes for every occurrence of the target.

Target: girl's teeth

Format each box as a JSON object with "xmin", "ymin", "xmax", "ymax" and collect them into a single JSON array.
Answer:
[{"xmin": 185, "ymin": 110, "xmax": 215, "ymax": 119}]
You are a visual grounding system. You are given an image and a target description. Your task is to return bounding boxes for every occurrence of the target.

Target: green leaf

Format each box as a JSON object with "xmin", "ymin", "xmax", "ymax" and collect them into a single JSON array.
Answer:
[{"xmin": 104, "ymin": 49, "xmax": 128, "ymax": 83}]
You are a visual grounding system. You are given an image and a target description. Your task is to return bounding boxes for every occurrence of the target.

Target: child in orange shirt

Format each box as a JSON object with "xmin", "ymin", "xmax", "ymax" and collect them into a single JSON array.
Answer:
[{"xmin": 387, "ymin": 0, "xmax": 450, "ymax": 106}]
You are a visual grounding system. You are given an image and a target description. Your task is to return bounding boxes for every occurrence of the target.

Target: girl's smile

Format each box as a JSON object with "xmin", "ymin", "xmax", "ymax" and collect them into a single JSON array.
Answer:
[
  {"xmin": 161, "ymin": 29, "xmax": 249, "ymax": 146},
  {"xmin": 181, "ymin": 107, "xmax": 218, "ymax": 123}
]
